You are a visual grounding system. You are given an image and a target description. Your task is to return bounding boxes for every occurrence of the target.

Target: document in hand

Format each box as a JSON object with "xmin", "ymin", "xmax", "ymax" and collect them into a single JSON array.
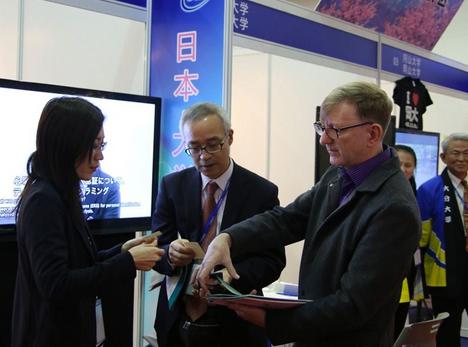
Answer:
[
  {"xmin": 206, "ymin": 272, "xmax": 311, "ymax": 309},
  {"xmin": 207, "ymin": 293, "xmax": 311, "ymax": 309}
]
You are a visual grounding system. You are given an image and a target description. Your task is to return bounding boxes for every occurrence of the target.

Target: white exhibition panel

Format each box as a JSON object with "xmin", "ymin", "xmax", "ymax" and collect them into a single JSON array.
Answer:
[
  {"xmin": 0, "ymin": 0, "xmax": 20, "ymax": 79},
  {"xmin": 2, "ymin": 0, "xmax": 146, "ymax": 95}
]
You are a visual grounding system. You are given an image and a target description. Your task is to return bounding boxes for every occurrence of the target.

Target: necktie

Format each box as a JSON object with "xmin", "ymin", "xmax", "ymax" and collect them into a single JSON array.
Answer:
[
  {"xmin": 185, "ymin": 181, "xmax": 219, "ymax": 321},
  {"xmin": 201, "ymin": 181, "xmax": 219, "ymax": 251},
  {"xmin": 462, "ymin": 180, "xmax": 468, "ymax": 252}
]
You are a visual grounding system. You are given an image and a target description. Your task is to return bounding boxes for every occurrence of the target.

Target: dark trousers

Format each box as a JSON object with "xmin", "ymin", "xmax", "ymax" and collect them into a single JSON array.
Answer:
[
  {"xmin": 432, "ymin": 295, "xmax": 468, "ymax": 347},
  {"xmin": 165, "ymin": 308, "xmax": 267, "ymax": 347},
  {"xmin": 177, "ymin": 313, "xmax": 222, "ymax": 347}
]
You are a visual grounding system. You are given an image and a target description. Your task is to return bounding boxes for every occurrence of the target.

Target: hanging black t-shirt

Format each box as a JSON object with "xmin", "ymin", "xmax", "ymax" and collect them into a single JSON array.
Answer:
[{"xmin": 393, "ymin": 76, "xmax": 433, "ymax": 130}]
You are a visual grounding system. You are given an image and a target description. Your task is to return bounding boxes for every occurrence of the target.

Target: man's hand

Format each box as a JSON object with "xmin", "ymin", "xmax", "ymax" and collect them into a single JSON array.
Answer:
[
  {"xmin": 168, "ymin": 239, "xmax": 195, "ymax": 267},
  {"xmin": 197, "ymin": 233, "xmax": 239, "ymax": 296},
  {"xmin": 128, "ymin": 239, "xmax": 165, "ymax": 271},
  {"xmin": 189, "ymin": 266, "xmax": 218, "ymax": 296},
  {"xmin": 224, "ymin": 303, "xmax": 266, "ymax": 328},
  {"xmin": 221, "ymin": 268, "xmax": 233, "ymax": 284}
]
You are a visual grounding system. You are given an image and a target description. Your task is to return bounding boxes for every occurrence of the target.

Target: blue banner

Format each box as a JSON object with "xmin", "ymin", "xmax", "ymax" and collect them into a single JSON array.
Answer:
[
  {"xmin": 145, "ymin": 0, "xmax": 228, "ymax": 341},
  {"xmin": 150, "ymin": 0, "xmax": 226, "ymax": 178},
  {"xmin": 233, "ymin": 0, "xmax": 377, "ymax": 69},
  {"xmin": 382, "ymin": 44, "xmax": 468, "ymax": 93}
]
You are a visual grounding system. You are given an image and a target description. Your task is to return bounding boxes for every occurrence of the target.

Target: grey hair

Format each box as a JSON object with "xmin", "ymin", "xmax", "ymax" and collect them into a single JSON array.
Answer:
[
  {"xmin": 321, "ymin": 81, "xmax": 393, "ymax": 133},
  {"xmin": 441, "ymin": 132, "xmax": 468, "ymax": 153},
  {"xmin": 180, "ymin": 102, "xmax": 231, "ymax": 134}
]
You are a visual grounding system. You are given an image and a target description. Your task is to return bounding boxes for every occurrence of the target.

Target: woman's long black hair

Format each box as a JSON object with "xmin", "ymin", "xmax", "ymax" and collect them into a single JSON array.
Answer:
[{"xmin": 16, "ymin": 97, "xmax": 104, "ymax": 227}]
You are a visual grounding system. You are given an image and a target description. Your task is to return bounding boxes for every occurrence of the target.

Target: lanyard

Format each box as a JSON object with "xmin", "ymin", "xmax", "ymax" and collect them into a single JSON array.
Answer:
[{"xmin": 199, "ymin": 180, "xmax": 230, "ymax": 243}]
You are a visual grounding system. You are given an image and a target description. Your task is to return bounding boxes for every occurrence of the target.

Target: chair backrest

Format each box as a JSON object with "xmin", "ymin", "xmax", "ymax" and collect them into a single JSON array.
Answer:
[{"xmin": 393, "ymin": 312, "xmax": 449, "ymax": 347}]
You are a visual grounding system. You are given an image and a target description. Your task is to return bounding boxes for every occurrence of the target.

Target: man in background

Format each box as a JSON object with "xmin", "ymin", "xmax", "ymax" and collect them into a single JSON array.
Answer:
[
  {"xmin": 152, "ymin": 103, "xmax": 285, "ymax": 347},
  {"xmin": 197, "ymin": 82, "xmax": 421, "ymax": 347},
  {"xmin": 417, "ymin": 133, "xmax": 468, "ymax": 347}
]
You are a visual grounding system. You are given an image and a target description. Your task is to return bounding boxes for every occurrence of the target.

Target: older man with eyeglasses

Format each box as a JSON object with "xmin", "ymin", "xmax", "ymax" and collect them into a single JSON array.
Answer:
[
  {"xmin": 150, "ymin": 102, "xmax": 285, "ymax": 347},
  {"xmin": 197, "ymin": 81, "xmax": 421, "ymax": 347},
  {"xmin": 417, "ymin": 132, "xmax": 468, "ymax": 347}
]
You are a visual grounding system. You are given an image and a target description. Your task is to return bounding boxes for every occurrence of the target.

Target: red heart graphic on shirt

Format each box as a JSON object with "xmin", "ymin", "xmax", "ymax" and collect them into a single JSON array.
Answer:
[{"xmin": 412, "ymin": 92, "xmax": 419, "ymax": 106}]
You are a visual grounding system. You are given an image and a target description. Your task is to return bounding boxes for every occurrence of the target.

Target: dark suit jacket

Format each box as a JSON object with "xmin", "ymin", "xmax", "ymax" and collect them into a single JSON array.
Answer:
[
  {"xmin": 152, "ymin": 162, "xmax": 285, "ymax": 347},
  {"xmin": 225, "ymin": 155, "xmax": 421, "ymax": 347},
  {"xmin": 12, "ymin": 179, "xmax": 136, "ymax": 347}
]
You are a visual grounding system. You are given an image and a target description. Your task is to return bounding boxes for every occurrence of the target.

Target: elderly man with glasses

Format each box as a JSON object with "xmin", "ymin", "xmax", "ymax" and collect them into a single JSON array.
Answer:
[
  {"xmin": 417, "ymin": 132, "xmax": 468, "ymax": 347},
  {"xmin": 151, "ymin": 102, "xmax": 285, "ymax": 347},
  {"xmin": 197, "ymin": 81, "xmax": 421, "ymax": 347}
]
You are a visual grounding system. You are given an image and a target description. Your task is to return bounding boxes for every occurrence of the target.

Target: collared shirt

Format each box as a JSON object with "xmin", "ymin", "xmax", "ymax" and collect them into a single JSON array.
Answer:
[
  {"xmin": 338, "ymin": 146, "xmax": 393, "ymax": 205},
  {"xmin": 200, "ymin": 159, "xmax": 233, "ymax": 235},
  {"xmin": 447, "ymin": 169, "xmax": 466, "ymax": 229}
]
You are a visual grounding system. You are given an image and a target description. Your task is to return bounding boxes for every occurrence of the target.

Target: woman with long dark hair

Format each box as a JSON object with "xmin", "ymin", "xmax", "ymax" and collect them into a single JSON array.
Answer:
[{"xmin": 11, "ymin": 97, "xmax": 164, "ymax": 346}]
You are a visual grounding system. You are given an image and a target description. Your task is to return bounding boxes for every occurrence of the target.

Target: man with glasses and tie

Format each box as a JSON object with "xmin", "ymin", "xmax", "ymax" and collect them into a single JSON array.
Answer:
[
  {"xmin": 197, "ymin": 81, "xmax": 421, "ymax": 347},
  {"xmin": 151, "ymin": 102, "xmax": 285, "ymax": 347},
  {"xmin": 417, "ymin": 133, "xmax": 468, "ymax": 347}
]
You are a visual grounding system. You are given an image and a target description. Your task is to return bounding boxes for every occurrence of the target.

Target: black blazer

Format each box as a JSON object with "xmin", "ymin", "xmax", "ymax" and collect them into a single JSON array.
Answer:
[
  {"xmin": 152, "ymin": 162, "xmax": 286, "ymax": 347},
  {"xmin": 11, "ymin": 179, "xmax": 136, "ymax": 347}
]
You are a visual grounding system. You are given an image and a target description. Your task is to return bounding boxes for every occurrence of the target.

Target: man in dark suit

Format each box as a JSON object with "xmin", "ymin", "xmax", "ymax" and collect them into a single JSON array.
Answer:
[
  {"xmin": 197, "ymin": 82, "xmax": 421, "ymax": 347},
  {"xmin": 152, "ymin": 102, "xmax": 285, "ymax": 347}
]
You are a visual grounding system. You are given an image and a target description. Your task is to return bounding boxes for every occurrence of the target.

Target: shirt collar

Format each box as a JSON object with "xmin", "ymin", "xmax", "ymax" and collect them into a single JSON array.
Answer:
[
  {"xmin": 201, "ymin": 159, "xmax": 233, "ymax": 191},
  {"xmin": 339, "ymin": 145, "xmax": 393, "ymax": 188},
  {"xmin": 447, "ymin": 169, "xmax": 463, "ymax": 189}
]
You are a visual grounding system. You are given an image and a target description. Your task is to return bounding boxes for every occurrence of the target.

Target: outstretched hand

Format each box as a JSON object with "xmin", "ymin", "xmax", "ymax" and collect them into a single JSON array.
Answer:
[
  {"xmin": 196, "ymin": 233, "xmax": 239, "ymax": 296},
  {"xmin": 128, "ymin": 239, "xmax": 165, "ymax": 271},
  {"xmin": 168, "ymin": 239, "xmax": 195, "ymax": 267},
  {"xmin": 121, "ymin": 234, "xmax": 158, "ymax": 253}
]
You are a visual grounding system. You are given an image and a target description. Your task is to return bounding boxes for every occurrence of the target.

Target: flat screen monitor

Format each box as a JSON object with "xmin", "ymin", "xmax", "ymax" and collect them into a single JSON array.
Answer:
[
  {"xmin": 395, "ymin": 128, "xmax": 440, "ymax": 188},
  {"xmin": 0, "ymin": 78, "xmax": 161, "ymax": 234}
]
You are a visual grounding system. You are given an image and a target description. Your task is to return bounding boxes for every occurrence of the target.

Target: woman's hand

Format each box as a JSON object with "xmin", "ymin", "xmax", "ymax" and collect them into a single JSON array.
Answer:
[{"xmin": 128, "ymin": 239, "xmax": 165, "ymax": 271}]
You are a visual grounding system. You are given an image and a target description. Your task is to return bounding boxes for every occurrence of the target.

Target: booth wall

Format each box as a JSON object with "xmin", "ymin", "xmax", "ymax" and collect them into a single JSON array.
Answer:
[
  {"xmin": 1, "ymin": 0, "xmax": 146, "ymax": 94},
  {"xmin": 0, "ymin": 0, "xmax": 20, "ymax": 79}
]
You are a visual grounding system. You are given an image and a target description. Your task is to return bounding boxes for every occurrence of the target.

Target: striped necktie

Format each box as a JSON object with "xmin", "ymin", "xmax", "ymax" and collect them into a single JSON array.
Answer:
[
  {"xmin": 185, "ymin": 181, "xmax": 219, "ymax": 322},
  {"xmin": 201, "ymin": 181, "xmax": 219, "ymax": 251}
]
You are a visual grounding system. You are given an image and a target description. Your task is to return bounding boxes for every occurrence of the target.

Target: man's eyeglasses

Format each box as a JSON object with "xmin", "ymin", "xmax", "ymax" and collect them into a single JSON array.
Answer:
[
  {"xmin": 314, "ymin": 121, "xmax": 373, "ymax": 139},
  {"xmin": 93, "ymin": 141, "xmax": 107, "ymax": 152},
  {"xmin": 185, "ymin": 141, "xmax": 225, "ymax": 157}
]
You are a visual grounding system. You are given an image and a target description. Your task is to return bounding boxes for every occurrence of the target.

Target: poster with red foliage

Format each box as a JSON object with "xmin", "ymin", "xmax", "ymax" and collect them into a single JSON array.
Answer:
[{"xmin": 316, "ymin": 0, "xmax": 463, "ymax": 50}]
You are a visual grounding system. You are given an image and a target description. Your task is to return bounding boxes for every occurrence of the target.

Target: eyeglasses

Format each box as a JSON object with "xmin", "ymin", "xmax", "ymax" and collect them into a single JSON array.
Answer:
[
  {"xmin": 185, "ymin": 141, "xmax": 225, "ymax": 156},
  {"xmin": 314, "ymin": 121, "xmax": 373, "ymax": 139},
  {"xmin": 93, "ymin": 141, "xmax": 107, "ymax": 152}
]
